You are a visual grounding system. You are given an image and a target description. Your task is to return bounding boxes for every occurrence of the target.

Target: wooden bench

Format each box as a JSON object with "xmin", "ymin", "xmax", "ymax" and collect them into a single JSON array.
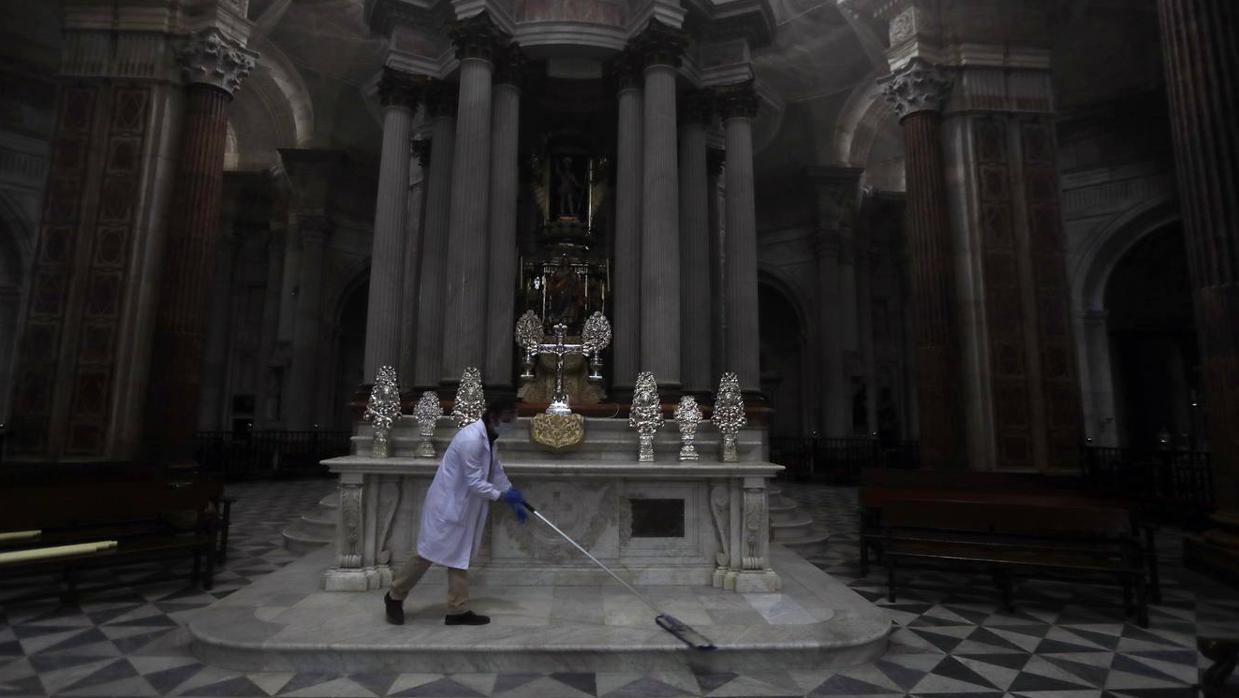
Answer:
[
  {"xmin": 0, "ymin": 477, "xmax": 222, "ymax": 601},
  {"xmin": 856, "ymin": 468, "xmax": 1162, "ymax": 603},
  {"xmin": 880, "ymin": 499, "xmax": 1150, "ymax": 626}
]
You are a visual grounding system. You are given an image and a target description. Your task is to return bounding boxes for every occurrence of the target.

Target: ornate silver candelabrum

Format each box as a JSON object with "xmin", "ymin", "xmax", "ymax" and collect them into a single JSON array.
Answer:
[
  {"xmin": 514, "ymin": 310, "xmax": 612, "ymax": 416},
  {"xmin": 629, "ymin": 371, "xmax": 664, "ymax": 462},
  {"xmin": 452, "ymin": 366, "xmax": 485, "ymax": 427},
  {"xmin": 713, "ymin": 372, "xmax": 747, "ymax": 462},
  {"xmin": 674, "ymin": 395, "xmax": 703, "ymax": 462},
  {"xmin": 413, "ymin": 391, "xmax": 442, "ymax": 458},
  {"xmin": 363, "ymin": 365, "xmax": 402, "ymax": 457}
]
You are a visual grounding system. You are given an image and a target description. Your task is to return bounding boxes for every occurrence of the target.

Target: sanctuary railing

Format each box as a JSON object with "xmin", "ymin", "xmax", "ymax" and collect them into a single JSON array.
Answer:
[
  {"xmin": 769, "ymin": 436, "xmax": 919, "ymax": 483},
  {"xmin": 1083, "ymin": 445, "xmax": 1214, "ymax": 526}
]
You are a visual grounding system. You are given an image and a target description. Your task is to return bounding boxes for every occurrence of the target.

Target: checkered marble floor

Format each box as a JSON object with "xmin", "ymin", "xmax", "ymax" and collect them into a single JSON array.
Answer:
[{"xmin": 1, "ymin": 478, "xmax": 1237, "ymax": 697}]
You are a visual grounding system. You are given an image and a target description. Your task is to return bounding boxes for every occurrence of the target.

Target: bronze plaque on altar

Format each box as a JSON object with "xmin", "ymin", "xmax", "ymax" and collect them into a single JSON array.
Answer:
[{"xmin": 529, "ymin": 413, "xmax": 586, "ymax": 451}]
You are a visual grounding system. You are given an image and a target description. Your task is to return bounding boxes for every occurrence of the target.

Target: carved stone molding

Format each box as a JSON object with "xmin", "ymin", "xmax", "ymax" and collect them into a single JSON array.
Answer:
[
  {"xmin": 448, "ymin": 12, "xmax": 510, "ymax": 62},
  {"xmin": 879, "ymin": 58, "xmax": 952, "ymax": 120},
  {"xmin": 715, "ymin": 81, "xmax": 759, "ymax": 120},
  {"xmin": 179, "ymin": 28, "xmax": 258, "ymax": 95},
  {"xmin": 377, "ymin": 67, "xmax": 423, "ymax": 110},
  {"xmin": 629, "ymin": 19, "xmax": 686, "ymax": 69}
]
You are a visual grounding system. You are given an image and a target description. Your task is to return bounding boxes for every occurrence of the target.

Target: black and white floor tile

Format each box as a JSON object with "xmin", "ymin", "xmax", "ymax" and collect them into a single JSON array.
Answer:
[{"xmin": 1, "ymin": 479, "xmax": 1236, "ymax": 697}]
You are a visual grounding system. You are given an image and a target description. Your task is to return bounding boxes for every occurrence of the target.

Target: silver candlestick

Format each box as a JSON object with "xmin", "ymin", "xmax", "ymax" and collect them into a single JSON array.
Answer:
[
  {"xmin": 412, "ymin": 391, "xmax": 442, "ymax": 458},
  {"xmin": 674, "ymin": 395, "xmax": 703, "ymax": 462},
  {"xmin": 629, "ymin": 371, "xmax": 663, "ymax": 462}
]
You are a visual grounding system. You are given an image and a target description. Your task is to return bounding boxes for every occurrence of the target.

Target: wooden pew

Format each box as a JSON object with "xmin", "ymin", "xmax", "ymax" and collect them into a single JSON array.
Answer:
[{"xmin": 880, "ymin": 498, "xmax": 1149, "ymax": 627}]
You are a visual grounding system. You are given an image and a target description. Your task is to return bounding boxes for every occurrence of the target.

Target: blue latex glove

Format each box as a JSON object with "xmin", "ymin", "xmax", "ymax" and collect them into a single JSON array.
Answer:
[{"xmin": 502, "ymin": 488, "xmax": 527, "ymax": 523}]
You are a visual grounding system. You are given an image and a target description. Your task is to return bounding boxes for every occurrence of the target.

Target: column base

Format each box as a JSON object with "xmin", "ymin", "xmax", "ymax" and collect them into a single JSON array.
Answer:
[
  {"xmin": 322, "ymin": 568, "xmax": 370, "ymax": 592},
  {"xmin": 734, "ymin": 569, "xmax": 781, "ymax": 593}
]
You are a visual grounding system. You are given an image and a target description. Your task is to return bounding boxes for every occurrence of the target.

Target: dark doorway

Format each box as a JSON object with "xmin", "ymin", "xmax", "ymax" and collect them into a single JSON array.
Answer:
[
  {"xmin": 332, "ymin": 277, "xmax": 368, "ymax": 431},
  {"xmin": 758, "ymin": 280, "xmax": 806, "ymax": 440}
]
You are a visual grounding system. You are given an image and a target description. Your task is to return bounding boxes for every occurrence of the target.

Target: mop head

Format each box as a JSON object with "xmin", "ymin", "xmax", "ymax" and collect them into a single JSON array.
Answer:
[{"xmin": 655, "ymin": 613, "xmax": 717, "ymax": 651}]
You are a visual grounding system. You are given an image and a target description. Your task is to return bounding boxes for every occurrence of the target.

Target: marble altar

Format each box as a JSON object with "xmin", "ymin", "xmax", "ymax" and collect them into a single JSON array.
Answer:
[{"xmin": 322, "ymin": 415, "xmax": 783, "ymax": 594}]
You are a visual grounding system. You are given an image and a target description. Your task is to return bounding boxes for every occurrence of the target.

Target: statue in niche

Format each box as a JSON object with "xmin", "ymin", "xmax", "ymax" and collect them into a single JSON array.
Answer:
[{"xmin": 545, "ymin": 258, "xmax": 585, "ymax": 328}]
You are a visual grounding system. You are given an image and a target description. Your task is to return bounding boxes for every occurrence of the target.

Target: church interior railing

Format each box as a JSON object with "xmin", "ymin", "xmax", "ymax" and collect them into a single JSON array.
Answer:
[
  {"xmin": 1083, "ymin": 445, "xmax": 1214, "ymax": 526},
  {"xmin": 192, "ymin": 430, "xmax": 352, "ymax": 480},
  {"xmin": 769, "ymin": 436, "xmax": 920, "ymax": 483}
]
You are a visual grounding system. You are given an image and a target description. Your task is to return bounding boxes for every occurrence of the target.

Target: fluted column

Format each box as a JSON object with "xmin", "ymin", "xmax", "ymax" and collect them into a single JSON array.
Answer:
[
  {"xmin": 400, "ymin": 139, "xmax": 430, "ymax": 386},
  {"xmin": 441, "ymin": 13, "xmax": 507, "ymax": 387},
  {"xmin": 1157, "ymin": 0, "xmax": 1239, "ymax": 509},
  {"xmin": 145, "ymin": 30, "xmax": 257, "ymax": 463},
  {"xmin": 635, "ymin": 21, "xmax": 685, "ymax": 392},
  {"xmin": 718, "ymin": 82, "xmax": 761, "ymax": 394},
  {"xmin": 413, "ymin": 82, "xmax": 456, "ymax": 390},
  {"xmin": 880, "ymin": 59, "xmax": 964, "ymax": 469},
  {"xmin": 258, "ymin": 222, "xmax": 285, "ymax": 427},
  {"xmin": 679, "ymin": 90, "xmax": 712, "ymax": 396},
  {"xmin": 363, "ymin": 69, "xmax": 421, "ymax": 381},
  {"xmin": 608, "ymin": 51, "xmax": 644, "ymax": 398},
  {"xmin": 484, "ymin": 46, "xmax": 524, "ymax": 394},
  {"xmin": 707, "ymin": 148, "xmax": 726, "ymax": 380}
]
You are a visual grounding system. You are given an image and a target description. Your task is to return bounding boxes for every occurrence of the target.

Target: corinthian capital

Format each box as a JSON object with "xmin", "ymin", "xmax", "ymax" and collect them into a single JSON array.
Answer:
[
  {"xmin": 879, "ymin": 58, "xmax": 952, "ymax": 120},
  {"xmin": 448, "ymin": 12, "xmax": 510, "ymax": 62},
  {"xmin": 179, "ymin": 28, "xmax": 259, "ymax": 95},
  {"xmin": 629, "ymin": 19, "xmax": 686, "ymax": 69}
]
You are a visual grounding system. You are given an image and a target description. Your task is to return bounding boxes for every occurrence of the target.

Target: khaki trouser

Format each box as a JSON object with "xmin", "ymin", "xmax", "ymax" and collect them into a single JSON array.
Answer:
[{"xmin": 389, "ymin": 555, "xmax": 469, "ymax": 613}]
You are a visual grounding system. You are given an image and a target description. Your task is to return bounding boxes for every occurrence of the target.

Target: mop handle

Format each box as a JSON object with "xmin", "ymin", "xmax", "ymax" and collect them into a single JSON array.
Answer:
[{"xmin": 523, "ymin": 504, "xmax": 662, "ymax": 614}]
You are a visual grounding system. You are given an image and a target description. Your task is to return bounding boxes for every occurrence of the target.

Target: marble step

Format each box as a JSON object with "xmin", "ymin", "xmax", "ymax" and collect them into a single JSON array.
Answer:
[
  {"xmin": 769, "ymin": 506, "xmax": 801, "ymax": 526},
  {"xmin": 318, "ymin": 493, "xmax": 338, "ymax": 510},
  {"xmin": 770, "ymin": 515, "xmax": 814, "ymax": 542},
  {"xmin": 281, "ymin": 522, "xmax": 332, "ymax": 555},
  {"xmin": 779, "ymin": 525, "xmax": 832, "ymax": 557}
]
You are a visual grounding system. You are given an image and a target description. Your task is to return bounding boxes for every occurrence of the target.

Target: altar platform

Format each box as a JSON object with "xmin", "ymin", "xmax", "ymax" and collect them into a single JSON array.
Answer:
[{"xmin": 188, "ymin": 544, "xmax": 890, "ymax": 674}]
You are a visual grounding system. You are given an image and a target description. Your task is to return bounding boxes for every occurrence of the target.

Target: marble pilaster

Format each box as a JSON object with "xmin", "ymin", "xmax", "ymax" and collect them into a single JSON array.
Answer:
[
  {"xmin": 607, "ymin": 51, "xmax": 644, "ymax": 399},
  {"xmin": 483, "ymin": 46, "xmax": 524, "ymax": 395},
  {"xmin": 145, "ymin": 29, "xmax": 257, "ymax": 463},
  {"xmin": 635, "ymin": 21, "xmax": 685, "ymax": 393},
  {"xmin": 257, "ymin": 220, "xmax": 285, "ymax": 427},
  {"xmin": 412, "ymin": 82, "xmax": 456, "ymax": 391},
  {"xmin": 440, "ymin": 13, "xmax": 507, "ymax": 387},
  {"xmin": 363, "ymin": 68, "xmax": 421, "ymax": 382},
  {"xmin": 679, "ymin": 90, "xmax": 712, "ymax": 396},
  {"xmin": 718, "ymin": 82, "xmax": 761, "ymax": 395},
  {"xmin": 400, "ymin": 140, "xmax": 430, "ymax": 388}
]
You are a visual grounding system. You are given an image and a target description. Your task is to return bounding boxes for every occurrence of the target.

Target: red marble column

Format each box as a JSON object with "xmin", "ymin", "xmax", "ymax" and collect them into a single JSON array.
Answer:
[
  {"xmin": 882, "ymin": 59, "xmax": 965, "ymax": 470},
  {"xmin": 146, "ymin": 34, "xmax": 254, "ymax": 464},
  {"xmin": 1157, "ymin": 0, "xmax": 1239, "ymax": 511}
]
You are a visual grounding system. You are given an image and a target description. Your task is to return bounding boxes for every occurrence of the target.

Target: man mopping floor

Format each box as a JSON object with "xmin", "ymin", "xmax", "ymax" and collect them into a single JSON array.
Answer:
[{"xmin": 383, "ymin": 397, "xmax": 526, "ymax": 626}]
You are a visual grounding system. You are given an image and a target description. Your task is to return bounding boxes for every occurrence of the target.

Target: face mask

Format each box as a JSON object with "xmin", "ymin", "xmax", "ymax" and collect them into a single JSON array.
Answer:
[{"xmin": 494, "ymin": 419, "xmax": 516, "ymax": 437}]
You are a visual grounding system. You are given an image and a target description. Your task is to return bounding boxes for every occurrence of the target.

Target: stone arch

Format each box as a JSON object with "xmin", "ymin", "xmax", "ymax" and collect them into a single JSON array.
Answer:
[
  {"xmin": 326, "ymin": 261, "xmax": 370, "ymax": 430},
  {"xmin": 1070, "ymin": 196, "xmax": 1181, "ymax": 446},
  {"xmin": 832, "ymin": 75, "xmax": 904, "ymax": 191},
  {"xmin": 226, "ymin": 36, "xmax": 315, "ymax": 171}
]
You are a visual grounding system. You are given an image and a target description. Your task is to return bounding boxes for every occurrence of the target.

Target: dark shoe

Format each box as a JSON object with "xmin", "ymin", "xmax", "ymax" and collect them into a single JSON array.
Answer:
[
  {"xmin": 384, "ymin": 592, "xmax": 405, "ymax": 625},
  {"xmin": 444, "ymin": 610, "xmax": 490, "ymax": 626}
]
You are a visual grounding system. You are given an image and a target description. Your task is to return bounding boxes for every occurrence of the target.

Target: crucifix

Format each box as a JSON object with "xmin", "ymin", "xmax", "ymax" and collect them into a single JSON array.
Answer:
[{"xmin": 515, "ymin": 310, "xmax": 612, "ymax": 416}]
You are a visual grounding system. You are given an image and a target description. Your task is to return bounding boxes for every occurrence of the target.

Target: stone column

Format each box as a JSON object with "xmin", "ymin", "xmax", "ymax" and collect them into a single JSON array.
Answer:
[
  {"xmin": 412, "ymin": 82, "xmax": 456, "ymax": 391},
  {"xmin": 197, "ymin": 223, "xmax": 238, "ymax": 433},
  {"xmin": 440, "ymin": 13, "xmax": 507, "ymax": 387},
  {"xmin": 483, "ymin": 45, "xmax": 524, "ymax": 395},
  {"xmin": 808, "ymin": 166, "xmax": 863, "ymax": 435},
  {"xmin": 257, "ymin": 220, "xmax": 285, "ymax": 428},
  {"xmin": 707, "ymin": 148, "xmax": 726, "ymax": 380},
  {"xmin": 608, "ymin": 51, "xmax": 644, "ymax": 398},
  {"xmin": 145, "ymin": 30, "xmax": 257, "ymax": 464},
  {"xmin": 1157, "ymin": 0, "xmax": 1239, "ymax": 514},
  {"xmin": 400, "ymin": 140, "xmax": 430, "ymax": 387},
  {"xmin": 363, "ymin": 68, "xmax": 421, "ymax": 382},
  {"xmin": 717, "ymin": 82, "xmax": 761, "ymax": 394},
  {"xmin": 880, "ymin": 59, "xmax": 965, "ymax": 470},
  {"xmin": 634, "ymin": 21, "xmax": 685, "ymax": 392},
  {"xmin": 679, "ymin": 90, "xmax": 713, "ymax": 396}
]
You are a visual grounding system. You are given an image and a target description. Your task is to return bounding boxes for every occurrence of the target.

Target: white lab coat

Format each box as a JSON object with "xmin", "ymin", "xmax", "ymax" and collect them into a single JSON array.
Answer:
[{"xmin": 416, "ymin": 419, "xmax": 512, "ymax": 570}]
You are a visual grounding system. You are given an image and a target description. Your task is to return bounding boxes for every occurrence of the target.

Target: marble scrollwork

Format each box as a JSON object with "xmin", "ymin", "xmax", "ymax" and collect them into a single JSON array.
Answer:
[
  {"xmin": 741, "ymin": 482, "xmax": 769, "ymax": 571},
  {"xmin": 338, "ymin": 482, "xmax": 363, "ymax": 569},
  {"xmin": 709, "ymin": 481, "xmax": 731, "ymax": 586}
]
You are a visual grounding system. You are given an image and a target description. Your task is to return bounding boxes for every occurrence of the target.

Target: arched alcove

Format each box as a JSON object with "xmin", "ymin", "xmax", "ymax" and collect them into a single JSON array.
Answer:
[
  {"xmin": 330, "ymin": 270, "xmax": 369, "ymax": 430},
  {"xmin": 758, "ymin": 276, "xmax": 808, "ymax": 441},
  {"xmin": 1104, "ymin": 223, "xmax": 1198, "ymax": 449}
]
